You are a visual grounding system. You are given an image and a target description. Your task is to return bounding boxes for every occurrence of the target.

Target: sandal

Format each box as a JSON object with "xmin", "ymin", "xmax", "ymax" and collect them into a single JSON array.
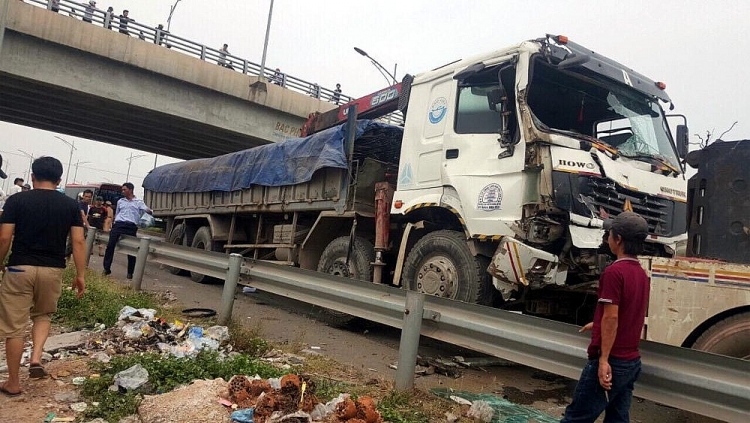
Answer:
[{"xmin": 29, "ymin": 363, "xmax": 48, "ymax": 379}]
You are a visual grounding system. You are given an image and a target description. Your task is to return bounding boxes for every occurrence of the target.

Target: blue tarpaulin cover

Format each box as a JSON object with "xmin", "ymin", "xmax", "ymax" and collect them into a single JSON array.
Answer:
[{"xmin": 143, "ymin": 120, "xmax": 397, "ymax": 193}]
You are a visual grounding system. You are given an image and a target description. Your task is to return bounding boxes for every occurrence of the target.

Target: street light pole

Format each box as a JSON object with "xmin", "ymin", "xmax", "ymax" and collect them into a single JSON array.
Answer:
[
  {"xmin": 73, "ymin": 160, "xmax": 91, "ymax": 183},
  {"xmin": 17, "ymin": 149, "xmax": 34, "ymax": 182},
  {"xmin": 166, "ymin": 0, "xmax": 182, "ymax": 32},
  {"xmin": 259, "ymin": 0, "xmax": 274, "ymax": 81},
  {"xmin": 125, "ymin": 153, "xmax": 146, "ymax": 182},
  {"xmin": 353, "ymin": 47, "xmax": 397, "ymax": 85},
  {"xmin": 54, "ymin": 136, "xmax": 76, "ymax": 188}
]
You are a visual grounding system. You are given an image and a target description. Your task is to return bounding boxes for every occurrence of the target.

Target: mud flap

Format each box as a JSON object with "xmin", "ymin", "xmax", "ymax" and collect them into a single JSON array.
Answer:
[{"xmin": 487, "ymin": 237, "xmax": 567, "ymax": 300}]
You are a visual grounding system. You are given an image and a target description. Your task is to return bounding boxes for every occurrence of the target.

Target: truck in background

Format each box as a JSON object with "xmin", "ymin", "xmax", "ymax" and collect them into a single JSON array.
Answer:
[
  {"xmin": 64, "ymin": 182, "xmax": 123, "ymax": 205},
  {"xmin": 143, "ymin": 35, "xmax": 750, "ymax": 358}
]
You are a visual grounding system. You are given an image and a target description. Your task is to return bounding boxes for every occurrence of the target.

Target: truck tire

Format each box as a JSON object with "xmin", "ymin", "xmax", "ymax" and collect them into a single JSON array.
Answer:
[
  {"xmin": 402, "ymin": 230, "xmax": 492, "ymax": 305},
  {"xmin": 190, "ymin": 226, "xmax": 216, "ymax": 284},
  {"xmin": 692, "ymin": 312, "xmax": 750, "ymax": 360},
  {"xmin": 167, "ymin": 224, "xmax": 188, "ymax": 276},
  {"xmin": 316, "ymin": 236, "xmax": 375, "ymax": 326}
]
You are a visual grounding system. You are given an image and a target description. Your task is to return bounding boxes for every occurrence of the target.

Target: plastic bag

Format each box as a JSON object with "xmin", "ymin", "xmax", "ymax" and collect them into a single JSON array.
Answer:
[
  {"xmin": 114, "ymin": 364, "xmax": 149, "ymax": 390},
  {"xmin": 138, "ymin": 213, "xmax": 155, "ymax": 228}
]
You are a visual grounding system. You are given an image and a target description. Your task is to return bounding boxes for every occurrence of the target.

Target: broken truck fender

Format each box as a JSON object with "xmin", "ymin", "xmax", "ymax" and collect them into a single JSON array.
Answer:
[{"xmin": 488, "ymin": 237, "xmax": 567, "ymax": 300}]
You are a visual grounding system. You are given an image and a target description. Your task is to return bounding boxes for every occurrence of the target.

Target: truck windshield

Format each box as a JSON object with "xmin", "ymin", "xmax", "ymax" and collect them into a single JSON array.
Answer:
[{"xmin": 527, "ymin": 58, "xmax": 680, "ymax": 170}]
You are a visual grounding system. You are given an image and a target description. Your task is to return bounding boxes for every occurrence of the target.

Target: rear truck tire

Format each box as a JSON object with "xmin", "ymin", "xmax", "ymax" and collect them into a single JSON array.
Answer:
[
  {"xmin": 402, "ymin": 229, "xmax": 494, "ymax": 305},
  {"xmin": 167, "ymin": 224, "xmax": 188, "ymax": 276},
  {"xmin": 190, "ymin": 226, "xmax": 217, "ymax": 284},
  {"xmin": 316, "ymin": 236, "xmax": 375, "ymax": 326},
  {"xmin": 692, "ymin": 311, "xmax": 750, "ymax": 360}
]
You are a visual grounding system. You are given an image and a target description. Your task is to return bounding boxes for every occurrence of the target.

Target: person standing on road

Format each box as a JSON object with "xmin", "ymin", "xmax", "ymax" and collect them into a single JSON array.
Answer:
[
  {"xmin": 560, "ymin": 211, "xmax": 650, "ymax": 423},
  {"xmin": 103, "ymin": 200, "xmax": 114, "ymax": 232},
  {"xmin": 79, "ymin": 189, "xmax": 93, "ymax": 230},
  {"xmin": 88, "ymin": 196, "xmax": 108, "ymax": 256},
  {"xmin": 218, "ymin": 43, "xmax": 233, "ymax": 69},
  {"xmin": 0, "ymin": 156, "xmax": 86, "ymax": 397},
  {"xmin": 102, "ymin": 182, "xmax": 152, "ymax": 279},
  {"xmin": 104, "ymin": 6, "xmax": 114, "ymax": 29}
]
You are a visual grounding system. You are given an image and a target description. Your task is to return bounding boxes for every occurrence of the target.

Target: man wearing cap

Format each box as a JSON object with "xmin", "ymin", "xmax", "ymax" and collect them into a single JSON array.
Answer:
[
  {"xmin": 560, "ymin": 211, "xmax": 650, "ymax": 423},
  {"xmin": 83, "ymin": 1, "xmax": 96, "ymax": 23}
]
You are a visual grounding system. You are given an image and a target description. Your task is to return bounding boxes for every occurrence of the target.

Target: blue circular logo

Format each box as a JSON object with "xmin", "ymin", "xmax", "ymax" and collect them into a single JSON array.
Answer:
[{"xmin": 428, "ymin": 97, "xmax": 448, "ymax": 124}]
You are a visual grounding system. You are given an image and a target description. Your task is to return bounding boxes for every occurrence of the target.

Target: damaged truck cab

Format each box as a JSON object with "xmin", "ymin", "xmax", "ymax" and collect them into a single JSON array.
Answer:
[{"xmin": 392, "ymin": 35, "xmax": 688, "ymax": 305}]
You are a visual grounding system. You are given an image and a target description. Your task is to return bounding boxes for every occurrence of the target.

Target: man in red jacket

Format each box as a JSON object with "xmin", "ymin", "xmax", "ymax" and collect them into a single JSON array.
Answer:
[{"xmin": 561, "ymin": 211, "xmax": 650, "ymax": 423}]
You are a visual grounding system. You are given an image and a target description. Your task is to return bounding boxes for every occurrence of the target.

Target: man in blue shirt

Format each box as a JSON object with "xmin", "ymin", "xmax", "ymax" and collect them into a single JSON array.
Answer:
[{"xmin": 102, "ymin": 182, "xmax": 152, "ymax": 279}]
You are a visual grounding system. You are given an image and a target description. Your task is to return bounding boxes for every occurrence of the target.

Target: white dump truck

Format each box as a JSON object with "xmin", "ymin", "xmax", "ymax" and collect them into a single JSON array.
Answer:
[
  {"xmin": 145, "ymin": 34, "xmax": 690, "ymax": 320},
  {"xmin": 146, "ymin": 35, "xmax": 750, "ymax": 358}
]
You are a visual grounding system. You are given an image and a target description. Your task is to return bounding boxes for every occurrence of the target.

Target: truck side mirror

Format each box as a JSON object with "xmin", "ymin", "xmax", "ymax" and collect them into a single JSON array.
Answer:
[
  {"xmin": 676, "ymin": 124, "xmax": 689, "ymax": 158},
  {"xmin": 487, "ymin": 86, "xmax": 507, "ymax": 112}
]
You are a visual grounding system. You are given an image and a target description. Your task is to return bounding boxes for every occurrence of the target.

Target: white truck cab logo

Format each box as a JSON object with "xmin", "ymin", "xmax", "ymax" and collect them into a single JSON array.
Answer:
[
  {"xmin": 428, "ymin": 97, "xmax": 448, "ymax": 124},
  {"xmin": 558, "ymin": 159, "xmax": 596, "ymax": 170},
  {"xmin": 477, "ymin": 183, "xmax": 503, "ymax": 211}
]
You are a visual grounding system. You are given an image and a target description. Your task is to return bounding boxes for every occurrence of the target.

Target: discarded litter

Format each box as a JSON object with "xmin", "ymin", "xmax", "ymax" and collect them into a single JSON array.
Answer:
[
  {"xmin": 230, "ymin": 407, "xmax": 255, "ymax": 423},
  {"xmin": 72, "ymin": 376, "xmax": 86, "ymax": 385},
  {"xmin": 242, "ymin": 286, "xmax": 257, "ymax": 294},
  {"xmin": 69, "ymin": 402, "xmax": 88, "ymax": 412},
  {"xmin": 114, "ymin": 364, "xmax": 149, "ymax": 391}
]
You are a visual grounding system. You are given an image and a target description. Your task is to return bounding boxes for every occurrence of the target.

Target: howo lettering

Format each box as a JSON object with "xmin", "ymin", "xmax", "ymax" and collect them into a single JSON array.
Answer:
[{"xmin": 144, "ymin": 35, "xmax": 692, "ymax": 326}]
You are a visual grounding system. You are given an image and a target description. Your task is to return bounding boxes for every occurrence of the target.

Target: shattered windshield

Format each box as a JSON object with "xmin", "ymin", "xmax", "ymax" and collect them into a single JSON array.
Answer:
[{"xmin": 527, "ymin": 58, "xmax": 680, "ymax": 170}]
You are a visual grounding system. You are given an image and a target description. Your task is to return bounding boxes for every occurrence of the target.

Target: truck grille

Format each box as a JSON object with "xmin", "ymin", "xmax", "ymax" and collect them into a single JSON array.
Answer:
[{"xmin": 585, "ymin": 177, "xmax": 670, "ymax": 235}]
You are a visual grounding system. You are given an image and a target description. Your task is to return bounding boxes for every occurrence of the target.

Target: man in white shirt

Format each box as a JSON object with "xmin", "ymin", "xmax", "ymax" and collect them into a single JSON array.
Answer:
[
  {"xmin": 8, "ymin": 178, "xmax": 24, "ymax": 197},
  {"xmin": 102, "ymin": 182, "xmax": 152, "ymax": 279}
]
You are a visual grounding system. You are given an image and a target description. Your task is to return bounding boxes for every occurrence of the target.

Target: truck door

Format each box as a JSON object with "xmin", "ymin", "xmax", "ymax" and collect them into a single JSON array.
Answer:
[{"xmin": 442, "ymin": 62, "xmax": 526, "ymax": 237}]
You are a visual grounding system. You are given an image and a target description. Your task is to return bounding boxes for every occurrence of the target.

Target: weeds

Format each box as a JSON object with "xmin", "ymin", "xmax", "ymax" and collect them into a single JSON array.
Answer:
[
  {"xmin": 55, "ymin": 267, "xmax": 159, "ymax": 329},
  {"xmin": 81, "ymin": 350, "xmax": 285, "ymax": 421},
  {"xmin": 228, "ymin": 320, "xmax": 271, "ymax": 356}
]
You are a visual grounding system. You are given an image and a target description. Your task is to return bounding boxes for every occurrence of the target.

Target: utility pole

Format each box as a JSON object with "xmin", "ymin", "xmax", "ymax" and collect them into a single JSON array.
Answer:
[
  {"xmin": 259, "ymin": 0, "xmax": 274, "ymax": 80},
  {"xmin": 125, "ymin": 153, "xmax": 146, "ymax": 182},
  {"xmin": 54, "ymin": 136, "xmax": 76, "ymax": 188},
  {"xmin": 166, "ymin": 0, "xmax": 182, "ymax": 32},
  {"xmin": 17, "ymin": 149, "xmax": 34, "ymax": 182},
  {"xmin": 73, "ymin": 160, "xmax": 91, "ymax": 183}
]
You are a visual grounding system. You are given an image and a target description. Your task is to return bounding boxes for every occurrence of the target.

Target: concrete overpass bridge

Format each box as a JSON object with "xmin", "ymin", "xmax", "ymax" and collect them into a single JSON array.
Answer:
[{"xmin": 0, "ymin": 0, "xmax": 345, "ymax": 159}]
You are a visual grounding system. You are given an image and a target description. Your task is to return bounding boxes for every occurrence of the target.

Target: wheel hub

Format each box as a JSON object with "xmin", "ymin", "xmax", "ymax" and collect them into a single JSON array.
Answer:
[
  {"xmin": 327, "ymin": 260, "xmax": 352, "ymax": 278},
  {"xmin": 416, "ymin": 256, "xmax": 457, "ymax": 298}
]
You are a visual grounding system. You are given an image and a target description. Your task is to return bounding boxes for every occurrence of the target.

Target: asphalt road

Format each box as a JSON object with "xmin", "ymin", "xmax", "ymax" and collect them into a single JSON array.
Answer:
[{"xmin": 92, "ymin": 251, "xmax": 722, "ymax": 423}]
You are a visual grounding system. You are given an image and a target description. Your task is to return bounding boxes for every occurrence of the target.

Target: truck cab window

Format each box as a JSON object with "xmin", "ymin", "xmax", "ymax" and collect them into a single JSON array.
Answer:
[{"xmin": 455, "ymin": 66, "xmax": 517, "ymax": 137}]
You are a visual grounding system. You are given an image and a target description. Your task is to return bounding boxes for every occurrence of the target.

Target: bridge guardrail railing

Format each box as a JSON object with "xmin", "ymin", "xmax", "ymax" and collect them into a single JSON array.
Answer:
[
  {"xmin": 95, "ymin": 230, "xmax": 750, "ymax": 422},
  {"xmin": 24, "ymin": 0, "xmax": 359, "ymax": 107}
]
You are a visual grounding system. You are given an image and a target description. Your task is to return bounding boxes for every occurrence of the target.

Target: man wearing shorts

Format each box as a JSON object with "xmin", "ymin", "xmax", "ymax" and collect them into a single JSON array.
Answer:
[{"xmin": 0, "ymin": 157, "xmax": 86, "ymax": 396}]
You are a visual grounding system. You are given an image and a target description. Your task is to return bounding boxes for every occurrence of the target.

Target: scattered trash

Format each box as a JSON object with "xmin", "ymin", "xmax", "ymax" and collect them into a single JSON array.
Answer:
[
  {"xmin": 242, "ymin": 286, "xmax": 257, "ymax": 294},
  {"xmin": 309, "ymin": 346, "xmax": 321, "ymax": 350},
  {"xmin": 206, "ymin": 325, "xmax": 230, "ymax": 342},
  {"xmin": 54, "ymin": 391, "xmax": 81, "ymax": 403},
  {"xmin": 114, "ymin": 364, "xmax": 149, "ymax": 391},
  {"xmin": 432, "ymin": 388, "xmax": 559, "ymax": 423},
  {"xmin": 467, "ymin": 400, "xmax": 495, "ymax": 422},
  {"xmin": 230, "ymin": 407, "xmax": 255, "ymax": 423},
  {"xmin": 70, "ymin": 401, "xmax": 88, "ymax": 412},
  {"xmin": 41, "ymin": 352, "xmax": 53, "ymax": 363},
  {"xmin": 72, "ymin": 376, "xmax": 87, "ymax": 385}
]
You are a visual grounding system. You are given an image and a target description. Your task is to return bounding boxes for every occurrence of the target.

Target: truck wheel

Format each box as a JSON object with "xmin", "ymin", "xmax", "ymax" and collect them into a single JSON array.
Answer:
[
  {"xmin": 167, "ymin": 224, "xmax": 188, "ymax": 276},
  {"xmin": 190, "ymin": 226, "xmax": 216, "ymax": 284},
  {"xmin": 692, "ymin": 312, "xmax": 750, "ymax": 360},
  {"xmin": 402, "ymin": 230, "xmax": 492, "ymax": 305},
  {"xmin": 316, "ymin": 236, "xmax": 375, "ymax": 326}
]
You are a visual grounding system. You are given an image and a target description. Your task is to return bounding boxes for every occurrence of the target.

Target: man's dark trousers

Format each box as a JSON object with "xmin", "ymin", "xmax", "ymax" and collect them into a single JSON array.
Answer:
[{"xmin": 103, "ymin": 221, "xmax": 138, "ymax": 275}]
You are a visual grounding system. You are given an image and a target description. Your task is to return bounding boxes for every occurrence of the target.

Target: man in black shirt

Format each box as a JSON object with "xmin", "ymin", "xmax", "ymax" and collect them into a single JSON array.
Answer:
[
  {"xmin": 88, "ymin": 196, "xmax": 108, "ymax": 256},
  {"xmin": 0, "ymin": 157, "xmax": 86, "ymax": 396}
]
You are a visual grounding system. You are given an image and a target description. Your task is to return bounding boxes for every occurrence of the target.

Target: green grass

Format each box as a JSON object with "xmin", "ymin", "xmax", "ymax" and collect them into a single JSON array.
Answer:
[
  {"xmin": 54, "ymin": 267, "xmax": 159, "ymax": 329},
  {"xmin": 80, "ymin": 350, "xmax": 285, "ymax": 421},
  {"xmin": 376, "ymin": 390, "xmax": 432, "ymax": 423}
]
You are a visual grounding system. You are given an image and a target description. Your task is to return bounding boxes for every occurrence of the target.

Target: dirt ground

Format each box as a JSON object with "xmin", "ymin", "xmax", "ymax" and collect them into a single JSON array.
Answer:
[{"xmin": 0, "ymin": 255, "xmax": 725, "ymax": 423}]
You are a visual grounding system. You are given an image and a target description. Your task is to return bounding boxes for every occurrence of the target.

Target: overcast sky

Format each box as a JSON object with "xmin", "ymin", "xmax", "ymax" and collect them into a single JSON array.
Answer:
[{"xmin": 2, "ymin": 0, "xmax": 749, "ymax": 196}]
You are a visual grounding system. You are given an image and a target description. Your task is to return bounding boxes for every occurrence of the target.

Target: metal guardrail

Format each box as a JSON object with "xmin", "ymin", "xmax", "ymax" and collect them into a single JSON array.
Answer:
[
  {"xmin": 22, "ymin": 0, "xmax": 406, "ymax": 125},
  {"xmin": 95, "ymin": 232, "xmax": 750, "ymax": 422}
]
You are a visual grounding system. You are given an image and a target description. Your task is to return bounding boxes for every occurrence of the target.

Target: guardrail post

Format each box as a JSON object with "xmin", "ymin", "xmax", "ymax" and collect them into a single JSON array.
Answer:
[
  {"xmin": 85, "ymin": 227, "xmax": 97, "ymax": 267},
  {"xmin": 395, "ymin": 290, "xmax": 425, "ymax": 390},
  {"xmin": 132, "ymin": 237, "xmax": 151, "ymax": 291},
  {"xmin": 200, "ymin": 45, "xmax": 206, "ymax": 60},
  {"xmin": 218, "ymin": 253, "xmax": 242, "ymax": 325}
]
